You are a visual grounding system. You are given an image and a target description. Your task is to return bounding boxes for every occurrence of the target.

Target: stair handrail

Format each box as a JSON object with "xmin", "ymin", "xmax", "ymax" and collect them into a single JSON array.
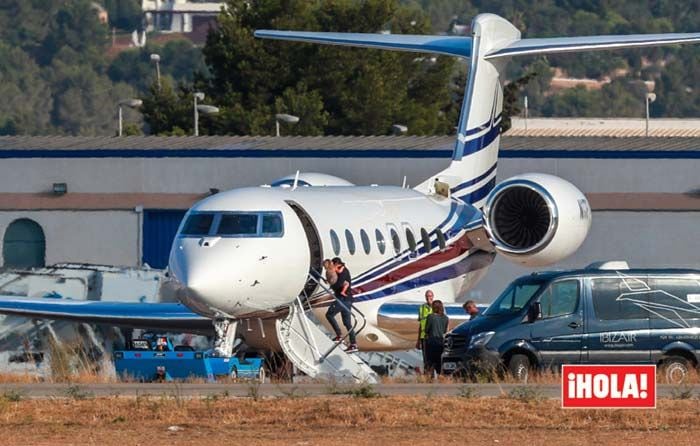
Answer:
[{"xmin": 305, "ymin": 267, "xmax": 368, "ymax": 362}]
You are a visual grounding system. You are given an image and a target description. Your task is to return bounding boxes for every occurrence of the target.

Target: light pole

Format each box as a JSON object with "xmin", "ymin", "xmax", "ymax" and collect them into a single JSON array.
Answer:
[
  {"xmin": 645, "ymin": 92, "xmax": 656, "ymax": 137},
  {"xmin": 524, "ymin": 95, "xmax": 529, "ymax": 131},
  {"xmin": 194, "ymin": 92, "xmax": 219, "ymax": 136},
  {"xmin": 117, "ymin": 98, "xmax": 142, "ymax": 136},
  {"xmin": 275, "ymin": 113, "xmax": 300, "ymax": 136},
  {"xmin": 150, "ymin": 53, "xmax": 161, "ymax": 90},
  {"xmin": 391, "ymin": 124, "xmax": 408, "ymax": 135}
]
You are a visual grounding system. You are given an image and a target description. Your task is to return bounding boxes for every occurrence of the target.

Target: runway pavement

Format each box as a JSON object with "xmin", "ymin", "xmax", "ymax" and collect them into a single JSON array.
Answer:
[{"xmin": 0, "ymin": 382, "xmax": 697, "ymax": 399}]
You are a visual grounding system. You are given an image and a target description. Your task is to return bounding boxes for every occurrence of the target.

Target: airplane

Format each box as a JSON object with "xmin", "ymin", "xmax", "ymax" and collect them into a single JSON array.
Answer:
[{"xmin": 0, "ymin": 13, "xmax": 699, "ymax": 372}]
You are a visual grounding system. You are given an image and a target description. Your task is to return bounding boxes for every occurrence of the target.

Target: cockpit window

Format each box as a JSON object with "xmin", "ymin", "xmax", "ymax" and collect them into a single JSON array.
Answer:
[
  {"xmin": 182, "ymin": 213, "xmax": 214, "ymax": 236},
  {"xmin": 262, "ymin": 214, "xmax": 283, "ymax": 235},
  {"xmin": 180, "ymin": 211, "xmax": 284, "ymax": 238},
  {"xmin": 217, "ymin": 214, "xmax": 258, "ymax": 236}
]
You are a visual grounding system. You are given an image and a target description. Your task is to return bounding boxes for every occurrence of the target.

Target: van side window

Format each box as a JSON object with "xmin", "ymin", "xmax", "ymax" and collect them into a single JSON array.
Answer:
[
  {"xmin": 436, "ymin": 229, "xmax": 446, "ymax": 250},
  {"xmin": 375, "ymin": 229, "xmax": 386, "ymax": 255},
  {"xmin": 420, "ymin": 228, "xmax": 431, "ymax": 253},
  {"xmin": 539, "ymin": 280, "xmax": 579, "ymax": 318},
  {"xmin": 591, "ymin": 277, "xmax": 649, "ymax": 320},
  {"xmin": 360, "ymin": 229, "xmax": 371, "ymax": 255},
  {"xmin": 405, "ymin": 228, "xmax": 417, "ymax": 252},
  {"xmin": 390, "ymin": 228, "xmax": 401, "ymax": 255},
  {"xmin": 647, "ymin": 277, "xmax": 700, "ymax": 320},
  {"xmin": 345, "ymin": 229, "xmax": 356, "ymax": 255},
  {"xmin": 330, "ymin": 230, "xmax": 340, "ymax": 255}
]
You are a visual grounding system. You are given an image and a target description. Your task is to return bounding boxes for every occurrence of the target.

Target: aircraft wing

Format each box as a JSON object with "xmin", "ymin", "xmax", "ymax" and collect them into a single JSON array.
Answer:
[{"xmin": 0, "ymin": 297, "xmax": 213, "ymax": 334}]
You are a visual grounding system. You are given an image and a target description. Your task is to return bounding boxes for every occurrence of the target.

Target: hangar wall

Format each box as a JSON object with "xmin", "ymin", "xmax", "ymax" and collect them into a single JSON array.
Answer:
[
  {"xmin": 0, "ymin": 211, "xmax": 138, "ymax": 267},
  {"xmin": 0, "ymin": 135, "xmax": 697, "ymax": 301}
]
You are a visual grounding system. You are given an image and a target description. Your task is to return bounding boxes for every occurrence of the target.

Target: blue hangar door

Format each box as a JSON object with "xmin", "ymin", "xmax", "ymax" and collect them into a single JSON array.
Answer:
[{"xmin": 142, "ymin": 210, "xmax": 187, "ymax": 269}]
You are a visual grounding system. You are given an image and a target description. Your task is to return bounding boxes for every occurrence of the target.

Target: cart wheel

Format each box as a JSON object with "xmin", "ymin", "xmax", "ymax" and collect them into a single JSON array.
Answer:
[
  {"xmin": 258, "ymin": 367, "xmax": 266, "ymax": 383},
  {"xmin": 230, "ymin": 367, "xmax": 238, "ymax": 380}
]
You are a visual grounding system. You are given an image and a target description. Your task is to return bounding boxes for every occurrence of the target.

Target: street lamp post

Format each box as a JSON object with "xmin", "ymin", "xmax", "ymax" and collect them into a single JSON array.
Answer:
[
  {"xmin": 117, "ymin": 98, "xmax": 143, "ymax": 136},
  {"xmin": 391, "ymin": 124, "xmax": 408, "ymax": 135},
  {"xmin": 194, "ymin": 92, "xmax": 204, "ymax": 136},
  {"xmin": 645, "ymin": 92, "xmax": 656, "ymax": 137},
  {"xmin": 275, "ymin": 113, "xmax": 300, "ymax": 136},
  {"xmin": 193, "ymin": 92, "xmax": 219, "ymax": 136},
  {"xmin": 150, "ymin": 53, "xmax": 161, "ymax": 90}
]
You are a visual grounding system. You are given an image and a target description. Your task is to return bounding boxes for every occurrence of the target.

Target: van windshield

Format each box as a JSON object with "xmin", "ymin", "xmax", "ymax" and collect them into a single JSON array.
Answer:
[{"xmin": 483, "ymin": 281, "xmax": 544, "ymax": 316}]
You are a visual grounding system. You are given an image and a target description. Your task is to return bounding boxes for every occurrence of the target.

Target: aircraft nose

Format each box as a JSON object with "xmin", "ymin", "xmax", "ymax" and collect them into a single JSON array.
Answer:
[{"xmin": 169, "ymin": 243, "xmax": 231, "ymax": 315}]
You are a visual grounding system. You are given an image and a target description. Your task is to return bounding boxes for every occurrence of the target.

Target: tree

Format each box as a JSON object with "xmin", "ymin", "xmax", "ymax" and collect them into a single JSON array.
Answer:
[
  {"xmin": 103, "ymin": 0, "xmax": 143, "ymax": 31},
  {"xmin": 198, "ymin": 0, "xmax": 456, "ymax": 136},
  {"xmin": 140, "ymin": 78, "xmax": 196, "ymax": 136},
  {"xmin": 108, "ymin": 40, "xmax": 208, "ymax": 93},
  {"xmin": 0, "ymin": 43, "xmax": 52, "ymax": 135}
]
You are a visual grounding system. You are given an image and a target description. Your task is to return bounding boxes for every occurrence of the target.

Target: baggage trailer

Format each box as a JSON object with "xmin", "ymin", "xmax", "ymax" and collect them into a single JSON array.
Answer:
[{"xmin": 114, "ymin": 336, "xmax": 265, "ymax": 382}]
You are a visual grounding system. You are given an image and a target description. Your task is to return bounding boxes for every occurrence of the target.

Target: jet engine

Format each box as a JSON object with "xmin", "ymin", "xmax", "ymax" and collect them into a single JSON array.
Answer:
[{"xmin": 483, "ymin": 173, "xmax": 591, "ymax": 267}]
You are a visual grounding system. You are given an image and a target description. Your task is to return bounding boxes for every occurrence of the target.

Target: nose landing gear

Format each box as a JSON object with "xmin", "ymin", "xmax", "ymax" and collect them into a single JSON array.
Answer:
[{"xmin": 213, "ymin": 318, "xmax": 240, "ymax": 356}]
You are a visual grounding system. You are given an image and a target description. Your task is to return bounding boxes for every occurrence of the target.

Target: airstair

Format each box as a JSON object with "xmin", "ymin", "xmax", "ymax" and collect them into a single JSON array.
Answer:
[{"xmin": 275, "ymin": 272, "xmax": 378, "ymax": 384}]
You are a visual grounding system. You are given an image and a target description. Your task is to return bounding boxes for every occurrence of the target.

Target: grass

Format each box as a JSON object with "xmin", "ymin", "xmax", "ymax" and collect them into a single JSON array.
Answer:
[{"xmin": 0, "ymin": 396, "xmax": 699, "ymax": 445}]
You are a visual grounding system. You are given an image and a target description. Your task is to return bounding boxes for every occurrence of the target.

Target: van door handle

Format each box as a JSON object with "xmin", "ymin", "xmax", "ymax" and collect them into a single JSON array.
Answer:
[{"xmin": 568, "ymin": 322, "xmax": 581, "ymax": 329}]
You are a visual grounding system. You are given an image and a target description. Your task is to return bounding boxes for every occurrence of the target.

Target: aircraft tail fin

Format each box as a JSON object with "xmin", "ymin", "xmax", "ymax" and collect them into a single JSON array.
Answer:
[{"xmin": 256, "ymin": 15, "xmax": 700, "ymax": 207}]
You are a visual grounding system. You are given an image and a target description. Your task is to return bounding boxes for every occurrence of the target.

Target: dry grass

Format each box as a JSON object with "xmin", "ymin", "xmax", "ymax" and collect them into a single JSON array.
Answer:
[{"xmin": 0, "ymin": 395, "xmax": 699, "ymax": 445}]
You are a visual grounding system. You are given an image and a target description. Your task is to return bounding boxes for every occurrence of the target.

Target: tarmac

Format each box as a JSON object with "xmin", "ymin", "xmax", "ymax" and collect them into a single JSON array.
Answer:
[{"xmin": 0, "ymin": 382, "xmax": 696, "ymax": 399}]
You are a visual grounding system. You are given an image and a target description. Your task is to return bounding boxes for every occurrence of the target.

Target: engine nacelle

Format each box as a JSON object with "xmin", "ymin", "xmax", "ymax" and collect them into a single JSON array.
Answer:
[
  {"xmin": 269, "ymin": 172, "xmax": 354, "ymax": 187},
  {"xmin": 483, "ymin": 173, "xmax": 591, "ymax": 267}
]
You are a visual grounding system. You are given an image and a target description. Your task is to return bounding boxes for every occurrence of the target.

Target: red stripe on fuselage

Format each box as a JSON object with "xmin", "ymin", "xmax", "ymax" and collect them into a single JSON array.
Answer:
[{"xmin": 352, "ymin": 234, "xmax": 472, "ymax": 296}]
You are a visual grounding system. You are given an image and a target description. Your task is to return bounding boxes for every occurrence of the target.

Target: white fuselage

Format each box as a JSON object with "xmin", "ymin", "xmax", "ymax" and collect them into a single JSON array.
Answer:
[{"xmin": 168, "ymin": 184, "xmax": 494, "ymax": 350}]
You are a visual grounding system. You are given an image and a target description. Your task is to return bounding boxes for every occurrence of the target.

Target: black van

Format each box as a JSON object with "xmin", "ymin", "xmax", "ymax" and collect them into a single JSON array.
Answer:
[{"xmin": 442, "ymin": 266, "xmax": 700, "ymax": 383}]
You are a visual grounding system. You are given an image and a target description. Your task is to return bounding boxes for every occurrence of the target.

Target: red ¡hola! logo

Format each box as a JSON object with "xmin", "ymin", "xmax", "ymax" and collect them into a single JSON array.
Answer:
[{"xmin": 561, "ymin": 365, "xmax": 656, "ymax": 409}]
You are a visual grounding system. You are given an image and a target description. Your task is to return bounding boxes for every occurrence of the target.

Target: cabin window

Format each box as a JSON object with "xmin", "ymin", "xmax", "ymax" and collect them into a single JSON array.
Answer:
[
  {"xmin": 436, "ymin": 229, "xmax": 447, "ymax": 250},
  {"xmin": 375, "ymin": 229, "xmax": 386, "ymax": 255},
  {"xmin": 390, "ymin": 228, "xmax": 401, "ymax": 255},
  {"xmin": 360, "ymin": 229, "xmax": 371, "ymax": 255},
  {"xmin": 181, "ymin": 213, "xmax": 215, "ymax": 236},
  {"xmin": 406, "ymin": 228, "xmax": 417, "ymax": 252},
  {"xmin": 421, "ymin": 228, "xmax": 431, "ymax": 253},
  {"xmin": 330, "ymin": 230, "xmax": 341, "ymax": 255},
  {"xmin": 217, "ymin": 214, "xmax": 259, "ymax": 236},
  {"xmin": 345, "ymin": 229, "xmax": 356, "ymax": 255}
]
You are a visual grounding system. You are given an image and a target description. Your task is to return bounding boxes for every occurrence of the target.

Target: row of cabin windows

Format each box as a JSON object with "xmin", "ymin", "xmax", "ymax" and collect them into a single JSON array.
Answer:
[{"xmin": 329, "ymin": 226, "xmax": 447, "ymax": 257}]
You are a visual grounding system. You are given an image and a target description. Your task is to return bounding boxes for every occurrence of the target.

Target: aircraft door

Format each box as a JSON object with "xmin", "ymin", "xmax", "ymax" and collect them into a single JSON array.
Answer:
[{"xmin": 286, "ymin": 201, "xmax": 323, "ymax": 297}]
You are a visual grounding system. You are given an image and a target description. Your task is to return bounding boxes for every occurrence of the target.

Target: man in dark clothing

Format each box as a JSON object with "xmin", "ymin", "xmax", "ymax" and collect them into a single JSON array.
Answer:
[
  {"xmin": 462, "ymin": 300, "xmax": 480, "ymax": 319},
  {"xmin": 325, "ymin": 257, "xmax": 357, "ymax": 352}
]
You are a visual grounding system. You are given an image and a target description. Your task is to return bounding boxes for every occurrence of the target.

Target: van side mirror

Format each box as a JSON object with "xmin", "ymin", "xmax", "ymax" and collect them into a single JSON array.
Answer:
[{"xmin": 527, "ymin": 302, "xmax": 541, "ymax": 323}]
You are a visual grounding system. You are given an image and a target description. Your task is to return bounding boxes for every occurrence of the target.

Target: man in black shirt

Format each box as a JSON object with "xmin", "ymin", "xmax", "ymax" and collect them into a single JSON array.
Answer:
[{"xmin": 325, "ymin": 257, "xmax": 357, "ymax": 352}]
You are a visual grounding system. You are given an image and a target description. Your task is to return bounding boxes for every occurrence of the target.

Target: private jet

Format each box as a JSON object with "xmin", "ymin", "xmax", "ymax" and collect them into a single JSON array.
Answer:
[{"xmin": 1, "ymin": 13, "xmax": 698, "ymax": 380}]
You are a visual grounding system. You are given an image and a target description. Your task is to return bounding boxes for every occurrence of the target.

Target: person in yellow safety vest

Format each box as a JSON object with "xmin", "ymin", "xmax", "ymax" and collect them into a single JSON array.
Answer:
[{"xmin": 416, "ymin": 289, "xmax": 435, "ymax": 372}]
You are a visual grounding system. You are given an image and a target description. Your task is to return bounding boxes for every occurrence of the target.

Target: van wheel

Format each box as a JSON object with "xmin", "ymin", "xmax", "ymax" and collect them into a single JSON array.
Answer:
[
  {"xmin": 661, "ymin": 356, "xmax": 690, "ymax": 384},
  {"xmin": 508, "ymin": 354, "xmax": 531, "ymax": 383}
]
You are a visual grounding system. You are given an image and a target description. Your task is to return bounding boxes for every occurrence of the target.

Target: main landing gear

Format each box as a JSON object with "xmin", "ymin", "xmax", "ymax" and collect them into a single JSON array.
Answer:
[{"xmin": 213, "ymin": 318, "xmax": 239, "ymax": 357}]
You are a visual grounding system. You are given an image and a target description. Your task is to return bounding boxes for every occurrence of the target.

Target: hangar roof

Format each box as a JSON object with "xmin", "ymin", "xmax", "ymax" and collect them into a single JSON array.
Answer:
[{"xmin": 0, "ymin": 135, "xmax": 698, "ymax": 158}]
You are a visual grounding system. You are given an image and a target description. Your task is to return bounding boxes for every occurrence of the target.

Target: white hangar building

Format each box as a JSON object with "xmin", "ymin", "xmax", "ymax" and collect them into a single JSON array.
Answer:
[{"xmin": 0, "ymin": 134, "xmax": 698, "ymax": 300}]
